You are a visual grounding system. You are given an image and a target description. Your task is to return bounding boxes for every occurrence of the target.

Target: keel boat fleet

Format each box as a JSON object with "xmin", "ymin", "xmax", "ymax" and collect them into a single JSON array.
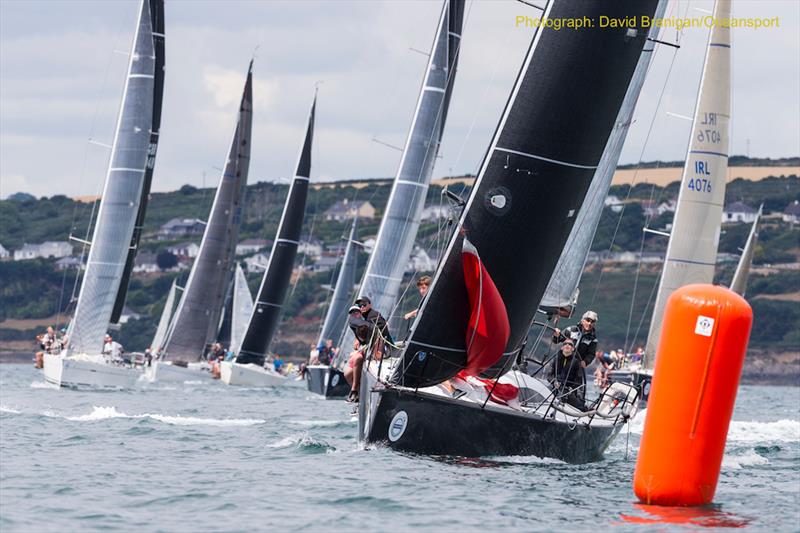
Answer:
[{"xmin": 37, "ymin": 0, "xmax": 750, "ymax": 464}]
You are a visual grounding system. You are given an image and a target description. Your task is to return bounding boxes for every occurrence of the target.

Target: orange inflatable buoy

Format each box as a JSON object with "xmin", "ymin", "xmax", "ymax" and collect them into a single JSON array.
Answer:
[{"xmin": 633, "ymin": 284, "xmax": 752, "ymax": 506}]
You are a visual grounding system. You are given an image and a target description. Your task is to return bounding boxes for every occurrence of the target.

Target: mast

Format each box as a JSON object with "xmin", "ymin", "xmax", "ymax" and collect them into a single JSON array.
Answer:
[
  {"xmin": 150, "ymin": 279, "xmax": 178, "ymax": 354},
  {"xmin": 338, "ymin": 0, "xmax": 464, "ymax": 349},
  {"xmin": 730, "ymin": 205, "xmax": 762, "ymax": 297},
  {"xmin": 318, "ymin": 218, "xmax": 359, "ymax": 347},
  {"xmin": 111, "ymin": 0, "xmax": 166, "ymax": 324},
  {"xmin": 392, "ymin": 0, "xmax": 659, "ymax": 388},
  {"xmin": 162, "ymin": 62, "xmax": 253, "ymax": 361},
  {"xmin": 235, "ymin": 95, "xmax": 316, "ymax": 366},
  {"xmin": 230, "ymin": 264, "xmax": 254, "ymax": 355},
  {"xmin": 540, "ymin": 0, "xmax": 669, "ymax": 316},
  {"xmin": 67, "ymin": 0, "xmax": 159, "ymax": 355},
  {"xmin": 645, "ymin": 0, "xmax": 731, "ymax": 366}
]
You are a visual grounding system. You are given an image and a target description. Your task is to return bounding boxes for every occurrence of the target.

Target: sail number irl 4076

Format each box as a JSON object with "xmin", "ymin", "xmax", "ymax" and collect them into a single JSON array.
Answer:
[{"xmin": 689, "ymin": 160, "xmax": 713, "ymax": 193}]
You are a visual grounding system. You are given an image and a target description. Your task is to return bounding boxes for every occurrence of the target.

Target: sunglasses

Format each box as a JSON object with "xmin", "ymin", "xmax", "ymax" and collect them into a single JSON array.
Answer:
[
  {"xmin": 584, "ymin": 318, "xmax": 596, "ymax": 323},
  {"xmin": 359, "ymin": 304, "xmax": 368, "ymax": 308}
]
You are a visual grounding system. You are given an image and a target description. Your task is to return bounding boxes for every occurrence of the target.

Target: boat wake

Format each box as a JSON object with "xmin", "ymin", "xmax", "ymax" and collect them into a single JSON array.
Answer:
[
  {"xmin": 721, "ymin": 450, "xmax": 771, "ymax": 470},
  {"xmin": 42, "ymin": 406, "xmax": 266, "ymax": 427},
  {"xmin": 29, "ymin": 381, "xmax": 59, "ymax": 390},
  {"xmin": 0, "ymin": 404, "xmax": 21, "ymax": 414},
  {"xmin": 628, "ymin": 415, "xmax": 799, "ymax": 443},
  {"xmin": 267, "ymin": 432, "xmax": 335, "ymax": 453},
  {"xmin": 288, "ymin": 419, "xmax": 355, "ymax": 429}
]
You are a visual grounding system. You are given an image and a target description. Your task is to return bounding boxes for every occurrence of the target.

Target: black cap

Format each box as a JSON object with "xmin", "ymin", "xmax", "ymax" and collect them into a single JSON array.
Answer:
[{"xmin": 355, "ymin": 296, "xmax": 371, "ymax": 305}]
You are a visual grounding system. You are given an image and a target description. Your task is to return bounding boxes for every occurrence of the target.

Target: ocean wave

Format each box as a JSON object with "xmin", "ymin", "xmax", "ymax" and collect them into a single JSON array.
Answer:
[
  {"xmin": 722, "ymin": 450, "xmax": 770, "ymax": 470},
  {"xmin": 0, "ymin": 404, "xmax": 21, "ymax": 414},
  {"xmin": 628, "ymin": 414, "xmax": 799, "ymax": 444},
  {"xmin": 29, "ymin": 381, "xmax": 59, "ymax": 389},
  {"xmin": 52, "ymin": 406, "xmax": 266, "ymax": 427},
  {"xmin": 267, "ymin": 433, "xmax": 335, "ymax": 453},
  {"xmin": 288, "ymin": 419, "xmax": 355, "ymax": 428}
]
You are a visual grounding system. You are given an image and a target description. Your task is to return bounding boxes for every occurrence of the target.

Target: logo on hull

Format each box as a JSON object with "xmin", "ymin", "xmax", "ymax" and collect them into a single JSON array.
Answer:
[
  {"xmin": 331, "ymin": 373, "xmax": 340, "ymax": 388},
  {"xmin": 388, "ymin": 410, "xmax": 408, "ymax": 442}
]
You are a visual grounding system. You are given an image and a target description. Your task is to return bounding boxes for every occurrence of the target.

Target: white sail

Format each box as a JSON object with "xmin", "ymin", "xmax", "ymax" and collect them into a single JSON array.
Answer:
[
  {"xmin": 730, "ymin": 205, "xmax": 762, "ymax": 297},
  {"xmin": 150, "ymin": 280, "xmax": 178, "ymax": 354},
  {"xmin": 230, "ymin": 264, "xmax": 254, "ymax": 355},
  {"xmin": 645, "ymin": 0, "xmax": 732, "ymax": 366},
  {"xmin": 67, "ymin": 0, "xmax": 157, "ymax": 355}
]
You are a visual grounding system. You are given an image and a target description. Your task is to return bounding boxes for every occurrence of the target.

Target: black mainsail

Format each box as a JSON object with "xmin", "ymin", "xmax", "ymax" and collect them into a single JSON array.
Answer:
[
  {"xmin": 162, "ymin": 63, "xmax": 253, "ymax": 361},
  {"xmin": 391, "ymin": 0, "xmax": 659, "ymax": 388},
  {"xmin": 235, "ymin": 97, "xmax": 316, "ymax": 366},
  {"xmin": 110, "ymin": 0, "xmax": 166, "ymax": 324}
]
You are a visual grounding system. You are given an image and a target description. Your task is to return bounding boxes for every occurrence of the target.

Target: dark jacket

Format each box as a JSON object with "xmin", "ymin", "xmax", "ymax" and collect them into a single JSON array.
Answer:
[
  {"xmin": 348, "ymin": 314, "xmax": 374, "ymax": 346},
  {"xmin": 364, "ymin": 308, "xmax": 392, "ymax": 345},
  {"xmin": 553, "ymin": 324, "xmax": 597, "ymax": 366},
  {"xmin": 551, "ymin": 351, "xmax": 583, "ymax": 389}
]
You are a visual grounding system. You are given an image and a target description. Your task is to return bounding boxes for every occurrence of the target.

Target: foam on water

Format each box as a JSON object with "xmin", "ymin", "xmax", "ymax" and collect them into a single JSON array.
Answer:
[
  {"xmin": 29, "ymin": 381, "xmax": 59, "ymax": 390},
  {"xmin": 722, "ymin": 450, "xmax": 771, "ymax": 470},
  {"xmin": 0, "ymin": 404, "xmax": 21, "ymax": 414},
  {"xmin": 51, "ymin": 406, "xmax": 266, "ymax": 426},
  {"xmin": 627, "ymin": 411, "xmax": 799, "ymax": 444},
  {"xmin": 288, "ymin": 419, "xmax": 355, "ymax": 428}
]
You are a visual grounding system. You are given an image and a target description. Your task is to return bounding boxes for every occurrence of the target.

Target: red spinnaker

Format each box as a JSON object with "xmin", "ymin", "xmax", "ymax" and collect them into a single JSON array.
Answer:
[{"xmin": 462, "ymin": 237, "xmax": 510, "ymax": 376}]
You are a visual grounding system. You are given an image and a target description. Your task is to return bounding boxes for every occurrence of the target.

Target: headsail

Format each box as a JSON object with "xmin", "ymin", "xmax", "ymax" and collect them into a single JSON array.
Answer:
[
  {"xmin": 67, "ymin": 0, "xmax": 159, "ymax": 355},
  {"xmin": 230, "ymin": 264, "xmax": 254, "ymax": 355},
  {"xmin": 150, "ymin": 279, "xmax": 178, "ymax": 354},
  {"xmin": 235, "ymin": 96, "xmax": 316, "ymax": 366},
  {"xmin": 391, "ymin": 0, "xmax": 659, "ymax": 388},
  {"xmin": 645, "ymin": 0, "xmax": 731, "ymax": 366},
  {"xmin": 339, "ymin": 0, "xmax": 464, "ymax": 349},
  {"xmin": 318, "ymin": 218, "xmax": 359, "ymax": 347},
  {"xmin": 162, "ymin": 63, "xmax": 253, "ymax": 361},
  {"xmin": 730, "ymin": 204, "xmax": 762, "ymax": 297},
  {"xmin": 111, "ymin": 0, "xmax": 166, "ymax": 325},
  {"xmin": 540, "ymin": 0, "xmax": 669, "ymax": 316}
]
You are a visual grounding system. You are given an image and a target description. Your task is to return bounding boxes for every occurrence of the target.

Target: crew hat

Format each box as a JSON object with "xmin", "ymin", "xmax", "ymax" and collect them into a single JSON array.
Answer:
[
  {"xmin": 355, "ymin": 296, "xmax": 371, "ymax": 305},
  {"xmin": 348, "ymin": 305, "xmax": 361, "ymax": 314}
]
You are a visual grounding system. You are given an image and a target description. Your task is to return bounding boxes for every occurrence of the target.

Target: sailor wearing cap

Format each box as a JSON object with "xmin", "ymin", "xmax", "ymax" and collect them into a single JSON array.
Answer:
[{"xmin": 552, "ymin": 310, "xmax": 598, "ymax": 369}]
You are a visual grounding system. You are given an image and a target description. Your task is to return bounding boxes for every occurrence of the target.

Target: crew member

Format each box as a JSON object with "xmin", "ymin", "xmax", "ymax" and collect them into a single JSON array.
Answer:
[
  {"xmin": 404, "ymin": 275, "xmax": 432, "ymax": 321},
  {"xmin": 552, "ymin": 310, "xmax": 598, "ymax": 369},
  {"xmin": 551, "ymin": 338, "xmax": 585, "ymax": 409}
]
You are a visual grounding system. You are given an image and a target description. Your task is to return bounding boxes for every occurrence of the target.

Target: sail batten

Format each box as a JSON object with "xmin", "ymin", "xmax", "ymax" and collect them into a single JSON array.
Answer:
[
  {"xmin": 645, "ymin": 0, "xmax": 732, "ymax": 366},
  {"xmin": 338, "ymin": 0, "xmax": 464, "ymax": 351},
  {"xmin": 392, "ymin": 0, "xmax": 659, "ymax": 388},
  {"xmin": 162, "ymin": 64, "xmax": 253, "ymax": 361},
  {"xmin": 67, "ymin": 0, "xmax": 159, "ymax": 355},
  {"xmin": 235, "ymin": 96, "xmax": 316, "ymax": 366}
]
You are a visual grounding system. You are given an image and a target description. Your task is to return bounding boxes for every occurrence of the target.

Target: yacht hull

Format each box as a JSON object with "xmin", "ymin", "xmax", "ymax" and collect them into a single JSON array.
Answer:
[
  {"xmin": 220, "ymin": 361, "xmax": 299, "ymax": 387},
  {"xmin": 305, "ymin": 365, "xmax": 349, "ymax": 398},
  {"xmin": 149, "ymin": 361, "xmax": 211, "ymax": 383},
  {"xmin": 43, "ymin": 352, "xmax": 142, "ymax": 390},
  {"xmin": 359, "ymin": 369, "xmax": 623, "ymax": 463}
]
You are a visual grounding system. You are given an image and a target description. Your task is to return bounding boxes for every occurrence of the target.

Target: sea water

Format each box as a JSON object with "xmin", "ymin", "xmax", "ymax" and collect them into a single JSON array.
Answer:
[{"xmin": 1, "ymin": 365, "xmax": 798, "ymax": 531}]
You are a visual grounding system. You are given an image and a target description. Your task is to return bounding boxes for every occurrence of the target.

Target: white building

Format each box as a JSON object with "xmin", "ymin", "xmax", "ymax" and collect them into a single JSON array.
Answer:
[
  {"xmin": 604, "ymin": 195, "xmax": 624, "ymax": 214},
  {"xmin": 297, "ymin": 240, "xmax": 323, "ymax": 259},
  {"xmin": 244, "ymin": 252, "xmax": 270, "ymax": 272},
  {"xmin": 13, "ymin": 241, "xmax": 73, "ymax": 261},
  {"xmin": 783, "ymin": 200, "xmax": 800, "ymax": 224},
  {"xmin": 166, "ymin": 242, "xmax": 200, "ymax": 258},
  {"xmin": 133, "ymin": 252, "xmax": 159, "ymax": 273},
  {"xmin": 421, "ymin": 205, "xmax": 450, "ymax": 221},
  {"xmin": 405, "ymin": 247, "xmax": 437, "ymax": 272},
  {"xmin": 722, "ymin": 202, "xmax": 758, "ymax": 224},
  {"xmin": 236, "ymin": 238, "xmax": 271, "ymax": 256},
  {"xmin": 0, "ymin": 243, "xmax": 10, "ymax": 260}
]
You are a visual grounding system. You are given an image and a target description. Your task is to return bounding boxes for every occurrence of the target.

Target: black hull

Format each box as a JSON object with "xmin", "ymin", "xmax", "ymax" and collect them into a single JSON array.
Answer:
[
  {"xmin": 608, "ymin": 369, "xmax": 652, "ymax": 407},
  {"xmin": 305, "ymin": 366, "xmax": 349, "ymax": 398},
  {"xmin": 358, "ymin": 370, "xmax": 621, "ymax": 464}
]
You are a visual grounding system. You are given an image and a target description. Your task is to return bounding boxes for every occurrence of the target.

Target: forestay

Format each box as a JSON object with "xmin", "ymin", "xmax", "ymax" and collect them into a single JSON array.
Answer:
[
  {"xmin": 68, "ymin": 0, "xmax": 159, "ymax": 355},
  {"xmin": 392, "ymin": 0, "xmax": 659, "ymax": 388},
  {"xmin": 645, "ymin": 0, "xmax": 731, "ymax": 365},
  {"xmin": 162, "ymin": 63, "xmax": 253, "ymax": 361}
]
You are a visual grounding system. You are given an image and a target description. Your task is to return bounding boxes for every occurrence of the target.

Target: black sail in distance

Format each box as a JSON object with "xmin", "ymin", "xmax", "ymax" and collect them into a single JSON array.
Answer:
[
  {"xmin": 162, "ymin": 64, "xmax": 253, "ymax": 361},
  {"xmin": 392, "ymin": 0, "xmax": 659, "ymax": 388},
  {"xmin": 111, "ymin": 0, "xmax": 165, "ymax": 324},
  {"xmin": 236, "ymin": 97, "xmax": 315, "ymax": 366}
]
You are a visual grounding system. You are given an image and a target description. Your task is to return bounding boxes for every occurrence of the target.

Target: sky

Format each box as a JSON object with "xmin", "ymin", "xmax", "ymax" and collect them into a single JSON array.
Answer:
[{"xmin": 1, "ymin": 0, "xmax": 798, "ymax": 199}]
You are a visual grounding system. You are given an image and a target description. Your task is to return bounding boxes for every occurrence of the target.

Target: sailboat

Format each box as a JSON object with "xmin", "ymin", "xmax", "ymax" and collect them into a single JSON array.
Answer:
[
  {"xmin": 357, "ymin": 0, "xmax": 658, "ymax": 462},
  {"xmin": 609, "ymin": 0, "xmax": 732, "ymax": 404},
  {"xmin": 43, "ymin": 0, "xmax": 165, "ymax": 389},
  {"xmin": 220, "ymin": 95, "xmax": 316, "ymax": 387},
  {"xmin": 335, "ymin": 0, "xmax": 464, "ymax": 378},
  {"xmin": 150, "ymin": 62, "xmax": 253, "ymax": 383},
  {"xmin": 306, "ymin": 218, "xmax": 359, "ymax": 398},
  {"xmin": 730, "ymin": 205, "xmax": 762, "ymax": 296}
]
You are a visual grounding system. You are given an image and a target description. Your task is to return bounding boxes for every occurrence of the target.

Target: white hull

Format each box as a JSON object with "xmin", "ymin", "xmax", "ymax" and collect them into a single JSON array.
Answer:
[
  {"xmin": 43, "ymin": 352, "xmax": 142, "ymax": 390},
  {"xmin": 220, "ymin": 361, "xmax": 301, "ymax": 387},
  {"xmin": 148, "ymin": 360, "xmax": 212, "ymax": 383}
]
